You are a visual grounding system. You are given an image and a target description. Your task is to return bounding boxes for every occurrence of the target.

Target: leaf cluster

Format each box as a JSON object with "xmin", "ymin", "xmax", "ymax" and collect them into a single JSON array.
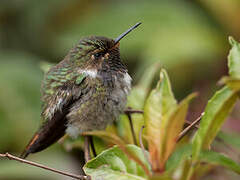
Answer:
[{"xmin": 81, "ymin": 37, "xmax": 240, "ymax": 180}]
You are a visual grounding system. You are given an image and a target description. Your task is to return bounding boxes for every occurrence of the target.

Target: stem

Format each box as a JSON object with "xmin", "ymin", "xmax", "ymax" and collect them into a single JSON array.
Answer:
[
  {"xmin": 177, "ymin": 115, "xmax": 202, "ymax": 142},
  {"xmin": 124, "ymin": 109, "xmax": 143, "ymax": 114},
  {"xmin": 185, "ymin": 120, "xmax": 199, "ymax": 129},
  {"xmin": 126, "ymin": 112, "xmax": 137, "ymax": 145}
]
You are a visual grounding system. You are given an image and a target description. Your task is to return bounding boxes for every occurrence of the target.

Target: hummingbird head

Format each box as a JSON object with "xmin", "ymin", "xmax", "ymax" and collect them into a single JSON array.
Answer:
[{"xmin": 70, "ymin": 22, "xmax": 142, "ymax": 73}]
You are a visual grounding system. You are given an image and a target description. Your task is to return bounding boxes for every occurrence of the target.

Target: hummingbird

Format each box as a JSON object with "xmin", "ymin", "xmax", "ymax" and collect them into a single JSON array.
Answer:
[{"xmin": 21, "ymin": 22, "xmax": 141, "ymax": 159}]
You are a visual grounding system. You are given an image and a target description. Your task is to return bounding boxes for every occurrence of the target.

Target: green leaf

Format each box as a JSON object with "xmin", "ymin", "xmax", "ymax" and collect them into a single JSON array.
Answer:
[
  {"xmin": 166, "ymin": 144, "xmax": 192, "ymax": 171},
  {"xmin": 82, "ymin": 131, "xmax": 151, "ymax": 176},
  {"xmin": 186, "ymin": 39, "xmax": 240, "ymax": 179},
  {"xmin": 162, "ymin": 93, "xmax": 196, "ymax": 164},
  {"xmin": 144, "ymin": 69, "xmax": 177, "ymax": 171},
  {"xmin": 84, "ymin": 145, "xmax": 150, "ymax": 180},
  {"xmin": 144, "ymin": 69, "xmax": 195, "ymax": 172},
  {"xmin": 200, "ymin": 150, "xmax": 240, "ymax": 174},
  {"xmin": 219, "ymin": 76, "xmax": 240, "ymax": 91},
  {"xmin": 167, "ymin": 145, "xmax": 212, "ymax": 180},
  {"xmin": 218, "ymin": 38, "xmax": 240, "ymax": 91},
  {"xmin": 228, "ymin": 37, "xmax": 240, "ymax": 79},
  {"xmin": 167, "ymin": 145, "xmax": 240, "ymax": 177},
  {"xmin": 192, "ymin": 86, "xmax": 238, "ymax": 162}
]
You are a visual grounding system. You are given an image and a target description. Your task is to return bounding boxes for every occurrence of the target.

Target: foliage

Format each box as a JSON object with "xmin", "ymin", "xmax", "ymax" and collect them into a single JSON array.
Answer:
[
  {"xmin": 84, "ymin": 145, "xmax": 150, "ymax": 180},
  {"xmin": 82, "ymin": 37, "xmax": 240, "ymax": 180}
]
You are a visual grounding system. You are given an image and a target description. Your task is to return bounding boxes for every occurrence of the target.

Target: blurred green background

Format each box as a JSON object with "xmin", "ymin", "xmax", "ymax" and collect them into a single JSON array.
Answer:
[{"xmin": 1, "ymin": 0, "xmax": 240, "ymax": 179}]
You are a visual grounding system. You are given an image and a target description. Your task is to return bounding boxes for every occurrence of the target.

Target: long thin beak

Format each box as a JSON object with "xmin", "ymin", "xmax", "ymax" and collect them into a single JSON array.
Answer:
[{"xmin": 114, "ymin": 22, "xmax": 142, "ymax": 45}]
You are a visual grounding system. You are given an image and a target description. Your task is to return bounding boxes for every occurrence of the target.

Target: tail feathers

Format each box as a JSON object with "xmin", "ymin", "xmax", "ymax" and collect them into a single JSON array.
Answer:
[
  {"xmin": 20, "ymin": 117, "xmax": 67, "ymax": 158},
  {"xmin": 20, "ymin": 150, "xmax": 30, "ymax": 159},
  {"xmin": 20, "ymin": 133, "xmax": 40, "ymax": 159}
]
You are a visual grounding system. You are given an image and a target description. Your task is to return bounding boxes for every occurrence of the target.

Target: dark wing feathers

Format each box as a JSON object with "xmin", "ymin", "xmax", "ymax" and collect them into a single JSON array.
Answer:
[{"xmin": 21, "ymin": 71, "xmax": 87, "ymax": 158}]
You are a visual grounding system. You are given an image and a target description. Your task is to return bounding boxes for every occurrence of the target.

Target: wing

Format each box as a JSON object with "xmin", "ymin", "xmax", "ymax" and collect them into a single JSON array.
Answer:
[{"xmin": 21, "ymin": 63, "xmax": 87, "ymax": 158}]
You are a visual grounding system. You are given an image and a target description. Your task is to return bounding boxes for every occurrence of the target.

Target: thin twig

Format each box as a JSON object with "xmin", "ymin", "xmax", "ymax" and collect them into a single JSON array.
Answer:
[
  {"xmin": 185, "ymin": 120, "xmax": 199, "ymax": 129},
  {"xmin": 126, "ymin": 112, "xmax": 137, "ymax": 145},
  {"xmin": 0, "ymin": 153, "xmax": 90, "ymax": 180},
  {"xmin": 124, "ymin": 109, "xmax": 143, "ymax": 114},
  {"xmin": 139, "ymin": 126, "xmax": 151, "ymax": 170},
  {"xmin": 177, "ymin": 114, "xmax": 202, "ymax": 142}
]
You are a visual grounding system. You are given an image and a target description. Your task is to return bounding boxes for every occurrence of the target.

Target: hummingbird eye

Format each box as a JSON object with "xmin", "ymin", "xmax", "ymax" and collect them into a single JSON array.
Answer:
[{"xmin": 94, "ymin": 51, "xmax": 105, "ymax": 59}]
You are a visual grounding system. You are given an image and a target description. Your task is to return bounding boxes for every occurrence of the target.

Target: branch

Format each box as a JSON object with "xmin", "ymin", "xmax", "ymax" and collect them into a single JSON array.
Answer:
[
  {"xmin": 125, "ymin": 111, "xmax": 137, "ymax": 145},
  {"xmin": 185, "ymin": 119, "xmax": 199, "ymax": 129},
  {"xmin": 0, "ymin": 153, "xmax": 90, "ymax": 180},
  {"xmin": 177, "ymin": 114, "xmax": 202, "ymax": 142},
  {"xmin": 124, "ymin": 109, "xmax": 143, "ymax": 114}
]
